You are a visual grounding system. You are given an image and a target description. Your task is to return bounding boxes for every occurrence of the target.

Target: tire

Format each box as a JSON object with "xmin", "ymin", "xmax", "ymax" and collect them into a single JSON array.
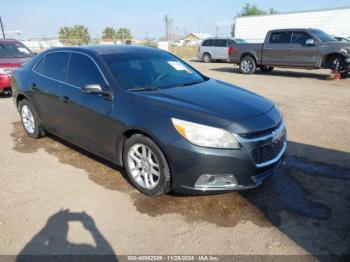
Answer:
[
  {"xmin": 239, "ymin": 56, "xmax": 256, "ymax": 74},
  {"xmin": 123, "ymin": 134, "xmax": 171, "ymax": 197},
  {"xmin": 330, "ymin": 55, "xmax": 346, "ymax": 72},
  {"xmin": 19, "ymin": 99, "xmax": 46, "ymax": 138},
  {"xmin": 259, "ymin": 66, "xmax": 274, "ymax": 73},
  {"xmin": 203, "ymin": 53, "xmax": 212, "ymax": 63}
]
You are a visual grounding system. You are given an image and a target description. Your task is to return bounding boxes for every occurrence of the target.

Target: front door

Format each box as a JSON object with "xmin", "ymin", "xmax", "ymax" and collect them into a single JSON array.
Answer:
[
  {"xmin": 288, "ymin": 31, "xmax": 318, "ymax": 67},
  {"xmin": 59, "ymin": 52, "xmax": 116, "ymax": 159}
]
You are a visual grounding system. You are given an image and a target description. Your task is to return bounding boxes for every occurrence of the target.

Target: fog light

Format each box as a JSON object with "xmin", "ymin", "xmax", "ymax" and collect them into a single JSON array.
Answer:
[{"xmin": 195, "ymin": 174, "xmax": 238, "ymax": 189}]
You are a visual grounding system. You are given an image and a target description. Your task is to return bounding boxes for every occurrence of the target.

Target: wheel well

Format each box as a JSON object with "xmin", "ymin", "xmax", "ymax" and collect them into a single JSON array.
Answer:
[
  {"xmin": 203, "ymin": 52, "xmax": 211, "ymax": 58},
  {"xmin": 323, "ymin": 53, "xmax": 345, "ymax": 68},
  {"xmin": 16, "ymin": 94, "xmax": 27, "ymax": 108},
  {"xmin": 117, "ymin": 129, "xmax": 158, "ymax": 167},
  {"xmin": 240, "ymin": 53, "xmax": 257, "ymax": 64},
  {"xmin": 118, "ymin": 129, "xmax": 173, "ymax": 185}
]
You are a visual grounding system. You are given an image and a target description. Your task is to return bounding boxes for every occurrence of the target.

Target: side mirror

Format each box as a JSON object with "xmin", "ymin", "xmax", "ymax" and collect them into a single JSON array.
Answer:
[
  {"xmin": 81, "ymin": 84, "xmax": 113, "ymax": 99},
  {"xmin": 305, "ymin": 39, "xmax": 316, "ymax": 46}
]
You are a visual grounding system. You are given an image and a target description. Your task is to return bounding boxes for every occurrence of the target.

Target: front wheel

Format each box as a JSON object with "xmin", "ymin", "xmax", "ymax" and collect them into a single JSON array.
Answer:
[
  {"xmin": 19, "ymin": 99, "xmax": 46, "ymax": 138},
  {"xmin": 203, "ymin": 53, "xmax": 212, "ymax": 63},
  {"xmin": 123, "ymin": 134, "xmax": 171, "ymax": 197},
  {"xmin": 239, "ymin": 56, "xmax": 256, "ymax": 74}
]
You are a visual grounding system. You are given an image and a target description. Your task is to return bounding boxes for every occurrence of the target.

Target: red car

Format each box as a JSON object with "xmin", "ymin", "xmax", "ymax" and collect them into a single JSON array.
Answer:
[{"xmin": 0, "ymin": 39, "xmax": 34, "ymax": 95}]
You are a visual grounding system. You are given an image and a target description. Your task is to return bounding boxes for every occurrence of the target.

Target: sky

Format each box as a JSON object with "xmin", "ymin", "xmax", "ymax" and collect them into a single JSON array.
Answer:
[{"xmin": 1, "ymin": 0, "xmax": 350, "ymax": 39}]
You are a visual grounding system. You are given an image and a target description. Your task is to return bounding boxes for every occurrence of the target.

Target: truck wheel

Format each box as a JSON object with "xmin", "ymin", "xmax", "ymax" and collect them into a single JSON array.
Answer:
[
  {"xmin": 259, "ymin": 66, "xmax": 274, "ymax": 73},
  {"xmin": 240, "ymin": 56, "xmax": 256, "ymax": 74},
  {"xmin": 330, "ymin": 55, "xmax": 346, "ymax": 72},
  {"xmin": 203, "ymin": 53, "xmax": 212, "ymax": 63}
]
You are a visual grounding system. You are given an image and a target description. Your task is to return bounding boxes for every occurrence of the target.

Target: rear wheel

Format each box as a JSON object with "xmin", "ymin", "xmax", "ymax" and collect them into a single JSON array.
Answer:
[
  {"xmin": 123, "ymin": 134, "xmax": 171, "ymax": 197},
  {"xmin": 239, "ymin": 56, "xmax": 256, "ymax": 74},
  {"xmin": 203, "ymin": 53, "xmax": 212, "ymax": 63},
  {"xmin": 19, "ymin": 99, "xmax": 46, "ymax": 138},
  {"xmin": 259, "ymin": 66, "xmax": 274, "ymax": 73}
]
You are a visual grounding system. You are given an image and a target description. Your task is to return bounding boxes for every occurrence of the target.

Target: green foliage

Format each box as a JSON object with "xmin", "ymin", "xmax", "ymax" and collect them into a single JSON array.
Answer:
[
  {"xmin": 115, "ymin": 28, "xmax": 132, "ymax": 42},
  {"xmin": 59, "ymin": 25, "xmax": 90, "ymax": 46},
  {"xmin": 239, "ymin": 3, "xmax": 277, "ymax": 16},
  {"xmin": 102, "ymin": 27, "xmax": 116, "ymax": 39}
]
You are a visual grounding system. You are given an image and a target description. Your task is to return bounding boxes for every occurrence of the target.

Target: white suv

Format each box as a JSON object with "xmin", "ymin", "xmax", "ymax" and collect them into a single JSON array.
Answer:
[{"xmin": 197, "ymin": 37, "xmax": 246, "ymax": 63}]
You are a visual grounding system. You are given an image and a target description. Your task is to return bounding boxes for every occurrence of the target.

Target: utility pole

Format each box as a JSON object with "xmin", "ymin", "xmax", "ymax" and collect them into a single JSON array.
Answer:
[
  {"xmin": 164, "ymin": 15, "xmax": 170, "ymax": 41},
  {"xmin": 215, "ymin": 26, "xmax": 219, "ymax": 37},
  {"xmin": 0, "ymin": 16, "xmax": 5, "ymax": 39}
]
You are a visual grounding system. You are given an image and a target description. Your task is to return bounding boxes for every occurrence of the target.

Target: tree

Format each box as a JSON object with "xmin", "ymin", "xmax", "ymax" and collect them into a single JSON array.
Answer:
[
  {"xmin": 239, "ymin": 3, "xmax": 277, "ymax": 16},
  {"xmin": 115, "ymin": 28, "xmax": 132, "ymax": 43},
  {"xmin": 102, "ymin": 27, "xmax": 116, "ymax": 39},
  {"xmin": 59, "ymin": 25, "xmax": 90, "ymax": 45}
]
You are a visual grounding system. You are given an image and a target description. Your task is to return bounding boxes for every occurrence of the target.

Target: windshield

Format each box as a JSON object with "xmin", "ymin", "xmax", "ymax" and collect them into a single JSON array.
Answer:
[
  {"xmin": 102, "ymin": 51, "xmax": 207, "ymax": 90},
  {"xmin": 236, "ymin": 38, "xmax": 247, "ymax": 43},
  {"xmin": 0, "ymin": 42, "xmax": 33, "ymax": 58},
  {"xmin": 310, "ymin": 29, "xmax": 336, "ymax": 42}
]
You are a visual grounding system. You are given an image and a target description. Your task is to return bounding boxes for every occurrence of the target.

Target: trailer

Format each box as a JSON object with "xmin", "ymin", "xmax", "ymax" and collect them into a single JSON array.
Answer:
[{"xmin": 234, "ymin": 6, "xmax": 350, "ymax": 43}]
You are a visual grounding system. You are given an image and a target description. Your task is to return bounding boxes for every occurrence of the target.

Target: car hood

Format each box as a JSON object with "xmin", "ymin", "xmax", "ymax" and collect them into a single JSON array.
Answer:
[
  {"xmin": 0, "ymin": 57, "xmax": 31, "ymax": 68},
  {"xmin": 136, "ymin": 79, "xmax": 274, "ymax": 124}
]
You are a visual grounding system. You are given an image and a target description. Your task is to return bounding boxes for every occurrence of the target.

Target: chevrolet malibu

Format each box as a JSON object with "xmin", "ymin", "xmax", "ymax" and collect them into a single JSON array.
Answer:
[{"xmin": 11, "ymin": 45, "xmax": 287, "ymax": 196}]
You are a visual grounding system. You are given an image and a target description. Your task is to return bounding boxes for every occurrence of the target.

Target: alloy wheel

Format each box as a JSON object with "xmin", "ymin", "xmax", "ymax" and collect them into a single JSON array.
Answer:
[{"xmin": 21, "ymin": 105, "xmax": 35, "ymax": 134}]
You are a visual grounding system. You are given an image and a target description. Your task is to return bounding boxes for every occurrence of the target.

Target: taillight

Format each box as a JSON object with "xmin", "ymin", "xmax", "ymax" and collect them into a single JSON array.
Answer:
[{"xmin": 228, "ymin": 47, "xmax": 233, "ymax": 56}]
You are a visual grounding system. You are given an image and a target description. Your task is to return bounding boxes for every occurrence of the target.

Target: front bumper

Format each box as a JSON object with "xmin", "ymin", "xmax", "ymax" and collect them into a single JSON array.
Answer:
[{"xmin": 166, "ymin": 128, "xmax": 287, "ymax": 195}]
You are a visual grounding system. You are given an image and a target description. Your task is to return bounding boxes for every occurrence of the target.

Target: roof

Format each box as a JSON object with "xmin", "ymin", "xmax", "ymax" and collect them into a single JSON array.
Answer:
[
  {"xmin": 45, "ymin": 45, "xmax": 164, "ymax": 56},
  {"xmin": 186, "ymin": 33, "xmax": 213, "ymax": 40},
  {"xmin": 0, "ymin": 38, "xmax": 21, "ymax": 44}
]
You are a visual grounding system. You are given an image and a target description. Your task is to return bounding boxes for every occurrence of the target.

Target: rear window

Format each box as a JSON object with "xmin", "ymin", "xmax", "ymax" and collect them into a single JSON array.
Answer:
[
  {"xmin": 269, "ymin": 32, "xmax": 292, "ymax": 44},
  {"xmin": 214, "ymin": 39, "xmax": 227, "ymax": 47},
  {"xmin": 34, "ymin": 52, "xmax": 69, "ymax": 81},
  {"xmin": 202, "ymin": 40, "xmax": 214, "ymax": 47}
]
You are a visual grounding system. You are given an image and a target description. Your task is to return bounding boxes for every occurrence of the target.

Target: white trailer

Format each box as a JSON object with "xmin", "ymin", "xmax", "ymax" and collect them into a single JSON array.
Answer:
[{"xmin": 234, "ymin": 6, "xmax": 350, "ymax": 43}]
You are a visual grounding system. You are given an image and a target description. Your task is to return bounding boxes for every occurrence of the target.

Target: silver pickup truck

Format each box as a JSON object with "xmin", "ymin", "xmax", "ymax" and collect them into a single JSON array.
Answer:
[{"xmin": 229, "ymin": 28, "xmax": 350, "ymax": 76}]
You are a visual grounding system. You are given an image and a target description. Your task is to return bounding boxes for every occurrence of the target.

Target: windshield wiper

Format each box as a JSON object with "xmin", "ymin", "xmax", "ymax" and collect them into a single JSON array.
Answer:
[
  {"xmin": 128, "ymin": 86, "xmax": 159, "ymax": 92},
  {"xmin": 176, "ymin": 80, "xmax": 205, "ymax": 87}
]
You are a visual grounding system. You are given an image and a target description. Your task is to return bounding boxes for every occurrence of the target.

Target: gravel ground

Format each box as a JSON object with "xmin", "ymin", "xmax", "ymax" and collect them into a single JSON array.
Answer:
[{"xmin": 0, "ymin": 62, "xmax": 349, "ymax": 260}]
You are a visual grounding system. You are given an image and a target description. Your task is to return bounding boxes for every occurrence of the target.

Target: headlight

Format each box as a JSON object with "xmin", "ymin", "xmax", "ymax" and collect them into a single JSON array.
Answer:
[
  {"xmin": 0, "ymin": 68, "xmax": 12, "ymax": 75},
  {"xmin": 172, "ymin": 118, "xmax": 240, "ymax": 149}
]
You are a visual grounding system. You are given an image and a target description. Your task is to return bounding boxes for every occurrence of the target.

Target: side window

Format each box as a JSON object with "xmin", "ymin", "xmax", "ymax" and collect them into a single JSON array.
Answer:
[
  {"xmin": 34, "ymin": 52, "xmax": 69, "ymax": 81},
  {"xmin": 214, "ymin": 39, "xmax": 228, "ymax": 47},
  {"xmin": 292, "ymin": 32, "xmax": 312, "ymax": 45},
  {"xmin": 228, "ymin": 40, "xmax": 235, "ymax": 46},
  {"xmin": 67, "ymin": 53, "xmax": 105, "ymax": 88},
  {"xmin": 269, "ymin": 32, "xmax": 292, "ymax": 44},
  {"xmin": 202, "ymin": 40, "xmax": 214, "ymax": 47}
]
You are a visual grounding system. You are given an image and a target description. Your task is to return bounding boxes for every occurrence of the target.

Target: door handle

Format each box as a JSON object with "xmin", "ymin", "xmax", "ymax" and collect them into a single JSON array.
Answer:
[
  {"xmin": 264, "ymin": 48, "xmax": 271, "ymax": 51},
  {"xmin": 61, "ymin": 96, "xmax": 70, "ymax": 103}
]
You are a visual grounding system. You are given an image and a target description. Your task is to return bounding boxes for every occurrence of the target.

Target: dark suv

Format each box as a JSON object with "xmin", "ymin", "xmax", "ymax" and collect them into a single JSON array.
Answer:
[{"xmin": 12, "ymin": 45, "xmax": 287, "ymax": 196}]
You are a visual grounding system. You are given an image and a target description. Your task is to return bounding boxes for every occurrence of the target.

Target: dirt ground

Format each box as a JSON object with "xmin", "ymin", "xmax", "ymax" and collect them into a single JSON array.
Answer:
[{"xmin": 0, "ymin": 62, "xmax": 349, "ymax": 260}]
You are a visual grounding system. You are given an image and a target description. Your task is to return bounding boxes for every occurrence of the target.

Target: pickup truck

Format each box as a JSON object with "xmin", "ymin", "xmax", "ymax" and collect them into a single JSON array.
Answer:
[{"xmin": 228, "ymin": 28, "xmax": 350, "ymax": 76}]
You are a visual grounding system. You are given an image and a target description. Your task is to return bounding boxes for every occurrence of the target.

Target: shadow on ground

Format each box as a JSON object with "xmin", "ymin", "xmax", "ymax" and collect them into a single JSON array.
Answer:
[
  {"xmin": 11, "ymin": 122, "xmax": 350, "ymax": 258},
  {"xmin": 209, "ymin": 67, "xmax": 333, "ymax": 80},
  {"xmin": 16, "ymin": 210, "xmax": 117, "ymax": 261}
]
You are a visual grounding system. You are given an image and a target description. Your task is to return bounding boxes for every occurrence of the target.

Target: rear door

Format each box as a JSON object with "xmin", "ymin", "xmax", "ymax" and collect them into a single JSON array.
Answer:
[
  {"xmin": 288, "ymin": 31, "xmax": 318, "ymax": 67},
  {"xmin": 213, "ymin": 39, "xmax": 228, "ymax": 60},
  {"xmin": 31, "ymin": 52, "xmax": 69, "ymax": 132},
  {"xmin": 59, "ymin": 52, "xmax": 115, "ymax": 159},
  {"xmin": 201, "ymin": 39, "xmax": 214, "ymax": 59},
  {"xmin": 262, "ymin": 31, "xmax": 292, "ymax": 66}
]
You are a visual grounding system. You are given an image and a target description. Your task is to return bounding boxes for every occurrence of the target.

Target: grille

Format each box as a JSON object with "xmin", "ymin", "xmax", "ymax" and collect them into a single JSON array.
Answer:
[
  {"xmin": 252, "ymin": 134, "xmax": 286, "ymax": 165},
  {"xmin": 239, "ymin": 121, "xmax": 282, "ymax": 140}
]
